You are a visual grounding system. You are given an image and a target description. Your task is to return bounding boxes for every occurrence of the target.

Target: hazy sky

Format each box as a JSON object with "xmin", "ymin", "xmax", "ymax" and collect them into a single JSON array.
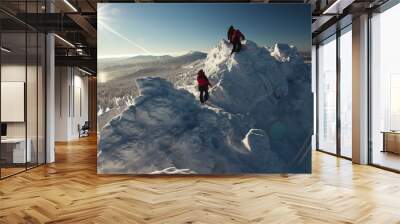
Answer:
[{"xmin": 98, "ymin": 3, "xmax": 311, "ymax": 58}]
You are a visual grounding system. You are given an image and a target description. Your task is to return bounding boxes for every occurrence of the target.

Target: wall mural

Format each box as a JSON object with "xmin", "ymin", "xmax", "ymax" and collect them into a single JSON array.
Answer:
[{"xmin": 97, "ymin": 3, "xmax": 313, "ymax": 174}]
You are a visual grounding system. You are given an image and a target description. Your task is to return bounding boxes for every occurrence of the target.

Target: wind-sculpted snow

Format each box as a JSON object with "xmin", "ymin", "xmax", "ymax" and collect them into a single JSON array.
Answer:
[
  {"xmin": 98, "ymin": 77, "xmax": 268, "ymax": 174},
  {"xmin": 98, "ymin": 39, "xmax": 312, "ymax": 174},
  {"xmin": 202, "ymin": 40, "xmax": 313, "ymax": 172}
]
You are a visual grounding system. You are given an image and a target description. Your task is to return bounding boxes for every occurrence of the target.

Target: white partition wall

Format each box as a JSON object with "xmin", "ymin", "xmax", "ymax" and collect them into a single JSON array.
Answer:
[
  {"xmin": 55, "ymin": 67, "xmax": 89, "ymax": 141},
  {"xmin": 1, "ymin": 82, "xmax": 25, "ymax": 122}
]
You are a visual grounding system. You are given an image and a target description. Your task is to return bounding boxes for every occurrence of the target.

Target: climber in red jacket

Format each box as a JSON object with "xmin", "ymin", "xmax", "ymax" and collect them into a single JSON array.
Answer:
[
  {"xmin": 197, "ymin": 69, "xmax": 212, "ymax": 104},
  {"xmin": 231, "ymin": 29, "xmax": 245, "ymax": 55},
  {"xmin": 227, "ymin": 26, "xmax": 235, "ymax": 44}
]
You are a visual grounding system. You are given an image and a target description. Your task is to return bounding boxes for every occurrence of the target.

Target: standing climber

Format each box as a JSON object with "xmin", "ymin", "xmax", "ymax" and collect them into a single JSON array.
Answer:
[
  {"xmin": 227, "ymin": 26, "xmax": 235, "ymax": 44},
  {"xmin": 231, "ymin": 29, "xmax": 246, "ymax": 55},
  {"xmin": 197, "ymin": 69, "xmax": 212, "ymax": 104}
]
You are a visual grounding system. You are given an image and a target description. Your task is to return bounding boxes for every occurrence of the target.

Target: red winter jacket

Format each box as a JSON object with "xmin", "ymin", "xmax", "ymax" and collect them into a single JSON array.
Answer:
[
  {"xmin": 197, "ymin": 71, "xmax": 210, "ymax": 87},
  {"xmin": 232, "ymin": 29, "xmax": 245, "ymax": 42}
]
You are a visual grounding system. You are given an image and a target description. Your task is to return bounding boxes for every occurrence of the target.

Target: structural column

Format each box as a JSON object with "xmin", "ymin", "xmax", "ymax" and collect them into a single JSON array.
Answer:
[
  {"xmin": 88, "ymin": 76, "xmax": 97, "ymax": 133},
  {"xmin": 352, "ymin": 14, "xmax": 369, "ymax": 164},
  {"xmin": 46, "ymin": 0, "xmax": 55, "ymax": 163}
]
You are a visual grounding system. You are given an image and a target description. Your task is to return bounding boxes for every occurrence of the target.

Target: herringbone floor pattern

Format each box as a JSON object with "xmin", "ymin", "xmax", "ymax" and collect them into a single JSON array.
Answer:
[{"xmin": 1, "ymin": 136, "xmax": 400, "ymax": 224}]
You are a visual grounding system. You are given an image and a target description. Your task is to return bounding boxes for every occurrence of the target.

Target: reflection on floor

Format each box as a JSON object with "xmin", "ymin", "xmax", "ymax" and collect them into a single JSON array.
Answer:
[
  {"xmin": 341, "ymin": 147, "xmax": 352, "ymax": 158},
  {"xmin": 373, "ymin": 150, "xmax": 400, "ymax": 171},
  {"xmin": 0, "ymin": 163, "xmax": 42, "ymax": 178},
  {"xmin": 0, "ymin": 136, "xmax": 400, "ymax": 223},
  {"xmin": 0, "ymin": 167, "xmax": 25, "ymax": 177}
]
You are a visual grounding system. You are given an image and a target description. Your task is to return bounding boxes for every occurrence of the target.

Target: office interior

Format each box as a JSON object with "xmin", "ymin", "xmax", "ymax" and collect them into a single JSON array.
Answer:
[
  {"xmin": 313, "ymin": 1, "xmax": 400, "ymax": 172},
  {"xmin": 0, "ymin": 0, "xmax": 97, "ymax": 179}
]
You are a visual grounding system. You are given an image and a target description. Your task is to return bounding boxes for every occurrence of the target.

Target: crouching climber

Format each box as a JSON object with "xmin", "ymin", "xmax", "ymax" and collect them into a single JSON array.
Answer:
[{"xmin": 197, "ymin": 69, "xmax": 212, "ymax": 104}]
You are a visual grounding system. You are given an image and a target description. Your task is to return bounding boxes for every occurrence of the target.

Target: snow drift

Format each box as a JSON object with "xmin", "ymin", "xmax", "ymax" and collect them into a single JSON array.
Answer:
[{"xmin": 98, "ymin": 39, "xmax": 312, "ymax": 174}]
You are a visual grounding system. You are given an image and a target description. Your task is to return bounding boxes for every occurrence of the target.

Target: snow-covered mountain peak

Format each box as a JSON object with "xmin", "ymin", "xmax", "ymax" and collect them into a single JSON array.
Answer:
[
  {"xmin": 271, "ymin": 43, "xmax": 303, "ymax": 63},
  {"xmin": 98, "ymin": 38, "xmax": 313, "ymax": 174},
  {"xmin": 204, "ymin": 39, "xmax": 275, "ymax": 75},
  {"xmin": 202, "ymin": 39, "xmax": 286, "ymax": 114}
]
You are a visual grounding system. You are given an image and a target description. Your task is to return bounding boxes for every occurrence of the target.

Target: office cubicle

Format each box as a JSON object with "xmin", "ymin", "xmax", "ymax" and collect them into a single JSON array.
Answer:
[{"xmin": 0, "ymin": 1, "xmax": 46, "ymax": 179}]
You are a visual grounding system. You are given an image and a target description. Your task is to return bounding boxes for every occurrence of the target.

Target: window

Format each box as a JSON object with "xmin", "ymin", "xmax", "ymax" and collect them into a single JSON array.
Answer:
[
  {"xmin": 390, "ymin": 74, "xmax": 400, "ymax": 130},
  {"xmin": 339, "ymin": 27, "xmax": 352, "ymax": 158},
  {"xmin": 317, "ymin": 35, "xmax": 337, "ymax": 154},
  {"xmin": 312, "ymin": 45, "xmax": 317, "ymax": 150},
  {"xmin": 370, "ymin": 3, "xmax": 400, "ymax": 171}
]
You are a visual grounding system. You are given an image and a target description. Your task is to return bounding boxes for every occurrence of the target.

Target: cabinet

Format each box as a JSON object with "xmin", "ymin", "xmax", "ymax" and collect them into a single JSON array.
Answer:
[
  {"xmin": 382, "ymin": 132, "xmax": 400, "ymax": 154},
  {"xmin": 1, "ymin": 138, "xmax": 32, "ymax": 164}
]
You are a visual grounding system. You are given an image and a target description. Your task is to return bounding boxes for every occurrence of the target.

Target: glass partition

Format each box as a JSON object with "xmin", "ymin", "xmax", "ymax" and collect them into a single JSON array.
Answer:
[
  {"xmin": 0, "ymin": 2, "xmax": 46, "ymax": 179},
  {"xmin": 1, "ymin": 31, "xmax": 28, "ymax": 177}
]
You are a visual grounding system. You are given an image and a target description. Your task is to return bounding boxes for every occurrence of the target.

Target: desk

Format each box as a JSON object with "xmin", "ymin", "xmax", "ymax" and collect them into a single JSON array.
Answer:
[
  {"xmin": 382, "ymin": 131, "xmax": 400, "ymax": 154},
  {"xmin": 1, "ymin": 138, "xmax": 31, "ymax": 163}
]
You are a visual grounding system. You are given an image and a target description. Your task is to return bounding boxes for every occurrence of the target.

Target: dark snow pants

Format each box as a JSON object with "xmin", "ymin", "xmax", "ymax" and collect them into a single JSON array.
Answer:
[
  {"xmin": 231, "ymin": 41, "xmax": 242, "ymax": 54},
  {"xmin": 198, "ymin": 85, "xmax": 209, "ymax": 103}
]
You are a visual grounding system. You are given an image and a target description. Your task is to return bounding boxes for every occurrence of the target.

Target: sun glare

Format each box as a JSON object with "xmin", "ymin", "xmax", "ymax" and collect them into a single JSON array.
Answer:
[
  {"xmin": 98, "ymin": 5, "xmax": 152, "ymax": 56},
  {"xmin": 97, "ymin": 72, "xmax": 108, "ymax": 83}
]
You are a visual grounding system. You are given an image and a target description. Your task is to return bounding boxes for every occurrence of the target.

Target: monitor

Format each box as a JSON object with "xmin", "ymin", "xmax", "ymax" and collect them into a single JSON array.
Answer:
[{"xmin": 1, "ymin": 123, "xmax": 7, "ymax": 137}]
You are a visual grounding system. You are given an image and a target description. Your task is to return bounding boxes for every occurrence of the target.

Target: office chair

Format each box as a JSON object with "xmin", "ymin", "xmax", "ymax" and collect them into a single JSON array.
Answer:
[{"xmin": 79, "ymin": 121, "xmax": 90, "ymax": 138}]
